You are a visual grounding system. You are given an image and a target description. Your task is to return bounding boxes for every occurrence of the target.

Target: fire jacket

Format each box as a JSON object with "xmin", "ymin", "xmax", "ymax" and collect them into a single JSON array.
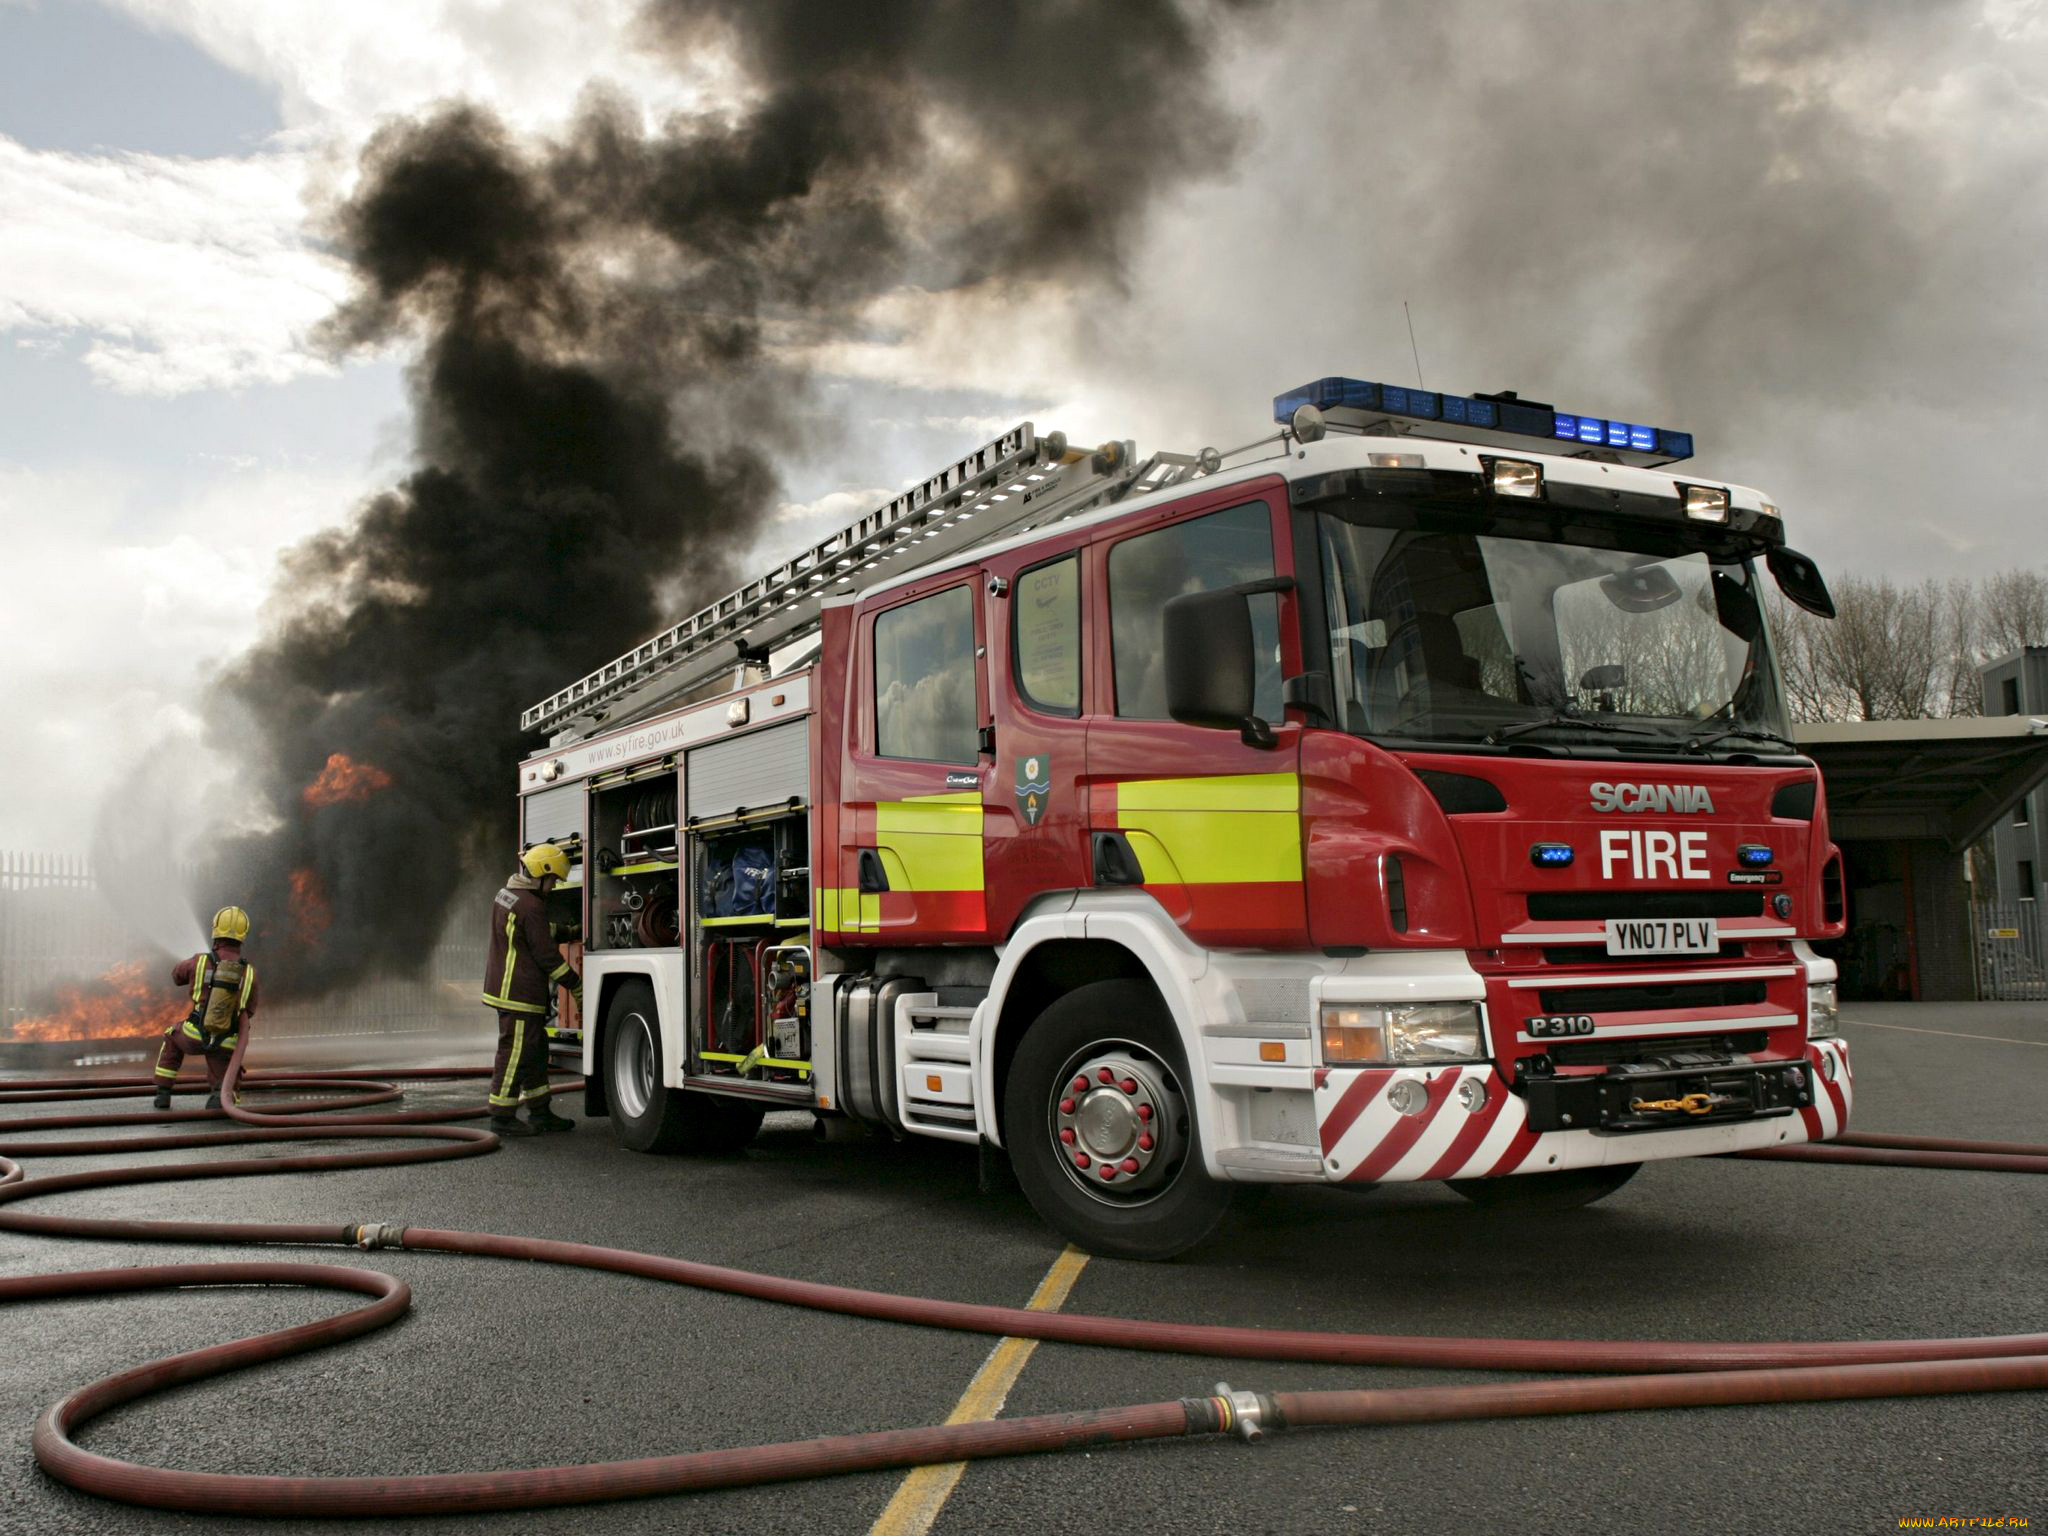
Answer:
[
  {"xmin": 482, "ymin": 884, "xmax": 580, "ymax": 1016},
  {"xmin": 173, "ymin": 944, "xmax": 259, "ymax": 1038}
]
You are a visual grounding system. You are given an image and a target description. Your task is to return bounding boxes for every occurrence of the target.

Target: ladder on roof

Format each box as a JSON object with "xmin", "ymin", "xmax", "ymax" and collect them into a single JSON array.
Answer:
[{"xmin": 522, "ymin": 423, "xmax": 1205, "ymax": 741}]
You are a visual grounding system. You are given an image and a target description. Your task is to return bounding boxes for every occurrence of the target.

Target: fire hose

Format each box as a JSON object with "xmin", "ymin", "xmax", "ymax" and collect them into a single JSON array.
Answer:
[{"xmin": 1, "ymin": 1047, "xmax": 2045, "ymax": 1519}]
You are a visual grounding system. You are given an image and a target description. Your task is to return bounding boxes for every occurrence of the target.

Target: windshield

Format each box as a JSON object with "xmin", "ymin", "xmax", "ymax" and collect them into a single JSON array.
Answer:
[{"xmin": 1314, "ymin": 504, "xmax": 1792, "ymax": 752}]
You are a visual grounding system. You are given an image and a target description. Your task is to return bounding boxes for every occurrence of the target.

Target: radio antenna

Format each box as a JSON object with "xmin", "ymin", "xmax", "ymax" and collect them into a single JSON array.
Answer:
[{"xmin": 1404, "ymin": 300, "xmax": 1426, "ymax": 389}]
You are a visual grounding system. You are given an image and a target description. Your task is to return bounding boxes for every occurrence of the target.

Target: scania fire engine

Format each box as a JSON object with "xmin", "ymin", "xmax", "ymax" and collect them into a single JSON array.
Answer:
[{"xmin": 513, "ymin": 374, "xmax": 1851, "ymax": 1258}]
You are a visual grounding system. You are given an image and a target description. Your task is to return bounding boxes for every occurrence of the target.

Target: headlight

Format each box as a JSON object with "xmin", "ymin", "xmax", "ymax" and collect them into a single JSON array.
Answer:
[
  {"xmin": 1807, "ymin": 981, "xmax": 1839, "ymax": 1038},
  {"xmin": 1321, "ymin": 1002, "xmax": 1486, "ymax": 1064}
]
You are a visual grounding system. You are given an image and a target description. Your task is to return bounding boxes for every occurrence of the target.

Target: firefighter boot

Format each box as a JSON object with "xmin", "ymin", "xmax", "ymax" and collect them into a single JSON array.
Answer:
[
  {"xmin": 152, "ymin": 1089, "xmax": 172, "ymax": 1111},
  {"xmin": 489, "ymin": 1111, "xmax": 538, "ymax": 1139},
  {"xmin": 204, "ymin": 1092, "xmax": 223, "ymax": 1111},
  {"xmin": 527, "ymin": 1106, "xmax": 576, "ymax": 1133}
]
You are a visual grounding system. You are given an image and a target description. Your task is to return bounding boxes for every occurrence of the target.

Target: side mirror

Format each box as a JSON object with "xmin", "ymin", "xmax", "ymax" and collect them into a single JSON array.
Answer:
[
  {"xmin": 1767, "ymin": 546, "xmax": 1836, "ymax": 619},
  {"xmin": 1163, "ymin": 577, "xmax": 1292, "ymax": 747},
  {"xmin": 1579, "ymin": 663, "xmax": 1627, "ymax": 692},
  {"xmin": 1164, "ymin": 588, "xmax": 1256, "ymax": 730}
]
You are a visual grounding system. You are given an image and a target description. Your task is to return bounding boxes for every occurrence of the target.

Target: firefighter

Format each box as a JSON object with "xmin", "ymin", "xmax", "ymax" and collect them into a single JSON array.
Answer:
[
  {"xmin": 153, "ymin": 906, "xmax": 259, "ymax": 1111},
  {"xmin": 482, "ymin": 842, "xmax": 580, "ymax": 1136}
]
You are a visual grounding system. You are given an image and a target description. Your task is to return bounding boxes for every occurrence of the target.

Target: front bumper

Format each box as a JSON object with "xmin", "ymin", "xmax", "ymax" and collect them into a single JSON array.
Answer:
[{"xmin": 1311, "ymin": 1037, "xmax": 1852, "ymax": 1184}]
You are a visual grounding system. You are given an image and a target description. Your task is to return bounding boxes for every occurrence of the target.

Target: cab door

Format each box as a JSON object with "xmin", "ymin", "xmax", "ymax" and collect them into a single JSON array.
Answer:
[
  {"xmin": 834, "ymin": 573, "xmax": 992, "ymax": 943},
  {"xmin": 982, "ymin": 542, "xmax": 1094, "ymax": 931},
  {"xmin": 1083, "ymin": 480, "xmax": 1309, "ymax": 948}
]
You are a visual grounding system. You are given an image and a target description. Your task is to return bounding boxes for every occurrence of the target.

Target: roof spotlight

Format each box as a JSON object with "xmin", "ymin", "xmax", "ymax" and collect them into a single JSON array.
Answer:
[
  {"xmin": 1682, "ymin": 484, "xmax": 1731, "ymax": 523},
  {"xmin": 1487, "ymin": 457, "xmax": 1544, "ymax": 499}
]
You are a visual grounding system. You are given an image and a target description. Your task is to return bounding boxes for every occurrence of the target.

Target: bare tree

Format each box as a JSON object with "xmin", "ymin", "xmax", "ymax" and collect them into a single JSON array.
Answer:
[
  {"xmin": 1979, "ymin": 570, "xmax": 2048, "ymax": 657},
  {"xmin": 1939, "ymin": 577, "xmax": 1983, "ymax": 717},
  {"xmin": 1783, "ymin": 576, "xmax": 1946, "ymax": 720},
  {"xmin": 1767, "ymin": 592, "xmax": 1833, "ymax": 723}
]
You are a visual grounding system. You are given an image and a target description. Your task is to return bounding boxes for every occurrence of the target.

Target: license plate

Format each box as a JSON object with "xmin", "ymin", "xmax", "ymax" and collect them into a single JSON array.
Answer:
[{"xmin": 1604, "ymin": 917, "xmax": 1716, "ymax": 956}]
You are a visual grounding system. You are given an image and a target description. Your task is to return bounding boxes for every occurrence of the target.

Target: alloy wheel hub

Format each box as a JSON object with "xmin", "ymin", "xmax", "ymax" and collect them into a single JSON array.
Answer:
[{"xmin": 1052, "ymin": 1049, "xmax": 1180, "ymax": 1199}]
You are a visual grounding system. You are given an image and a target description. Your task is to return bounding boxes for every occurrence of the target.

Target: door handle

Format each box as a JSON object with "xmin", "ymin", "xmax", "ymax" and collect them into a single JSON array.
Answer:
[
  {"xmin": 857, "ymin": 848, "xmax": 890, "ymax": 894},
  {"xmin": 1092, "ymin": 832, "xmax": 1145, "ymax": 888}
]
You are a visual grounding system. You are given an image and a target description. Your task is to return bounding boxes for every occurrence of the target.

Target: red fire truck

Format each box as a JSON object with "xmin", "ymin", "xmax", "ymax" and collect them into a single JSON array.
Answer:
[{"xmin": 515, "ymin": 376, "xmax": 1851, "ymax": 1258}]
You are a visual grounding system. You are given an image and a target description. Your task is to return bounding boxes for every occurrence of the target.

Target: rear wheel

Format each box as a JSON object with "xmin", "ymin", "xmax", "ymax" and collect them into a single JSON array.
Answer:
[
  {"xmin": 1446, "ymin": 1161, "xmax": 1640, "ymax": 1213},
  {"xmin": 1001, "ymin": 979, "xmax": 1231, "ymax": 1260},
  {"xmin": 604, "ymin": 980, "xmax": 762, "ymax": 1154}
]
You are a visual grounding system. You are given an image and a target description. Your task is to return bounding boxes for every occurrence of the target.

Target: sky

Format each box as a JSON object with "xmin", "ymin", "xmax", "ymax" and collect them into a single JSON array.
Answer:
[{"xmin": 2, "ymin": 0, "xmax": 2046, "ymax": 853}]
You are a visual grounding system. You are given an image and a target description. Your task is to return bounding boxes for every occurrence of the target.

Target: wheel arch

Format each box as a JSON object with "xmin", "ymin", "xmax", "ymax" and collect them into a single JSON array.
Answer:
[
  {"xmin": 582, "ymin": 957, "xmax": 677, "ymax": 1119},
  {"xmin": 979, "ymin": 894, "xmax": 1215, "ymax": 1154}
]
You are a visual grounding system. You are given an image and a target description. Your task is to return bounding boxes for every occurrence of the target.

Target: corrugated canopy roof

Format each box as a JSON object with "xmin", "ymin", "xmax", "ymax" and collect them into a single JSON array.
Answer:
[{"xmin": 1794, "ymin": 716, "xmax": 2048, "ymax": 849}]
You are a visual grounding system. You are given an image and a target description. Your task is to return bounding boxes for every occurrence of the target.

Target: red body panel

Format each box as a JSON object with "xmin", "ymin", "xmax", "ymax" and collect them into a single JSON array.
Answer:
[{"xmin": 1300, "ymin": 732, "xmax": 1478, "ymax": 949}]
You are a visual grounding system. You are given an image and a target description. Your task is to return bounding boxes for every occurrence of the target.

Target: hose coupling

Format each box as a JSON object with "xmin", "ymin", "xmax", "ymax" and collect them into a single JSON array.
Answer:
[
  {"xmin": 1182, "ymin": 1381, "xmax": 1279, "ymax": 1443},
  {"xmin": 352, "ymin": 1222, "xmax": 408, "ymax": 1250}
]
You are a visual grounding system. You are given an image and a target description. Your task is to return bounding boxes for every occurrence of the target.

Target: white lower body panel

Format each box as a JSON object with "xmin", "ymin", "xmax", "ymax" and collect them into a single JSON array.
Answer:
[{"xmin": 1309, "ymin": 1036, "xmax": 1853, "ymax": 1185}]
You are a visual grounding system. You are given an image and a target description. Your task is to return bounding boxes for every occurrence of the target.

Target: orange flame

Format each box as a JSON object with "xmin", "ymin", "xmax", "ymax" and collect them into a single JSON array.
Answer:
[
  {"xmin": 289, "ymin": 867, "xmax": 332, "ymax": 945},
  {"xmin": 11, "ymin": 961, "xmax": 180, "ymax": 1043},
  {"xmin": 302, "ymin": 753, "xmax": 393, "ymax": 808}
]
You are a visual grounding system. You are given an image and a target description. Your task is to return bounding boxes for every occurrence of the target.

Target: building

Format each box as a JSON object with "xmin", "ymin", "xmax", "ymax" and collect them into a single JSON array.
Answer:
[
  {"xmin": 1978, "ymin": 646, "xmax": 2048, "ymax": 907},
  {"xmin": 1797, "ymin": 715, "xmax": 2048, "ymax": 1001}
]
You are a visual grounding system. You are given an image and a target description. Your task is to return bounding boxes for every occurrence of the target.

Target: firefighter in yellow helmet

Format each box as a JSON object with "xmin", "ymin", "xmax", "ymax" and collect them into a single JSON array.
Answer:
[
  {"xmin": 481, "ymin": 843, "xmax": 580, "ymax": 1136},
  {"xmin": 153, "ymin": 906, "xmax": 259, "ymax": 1111}
]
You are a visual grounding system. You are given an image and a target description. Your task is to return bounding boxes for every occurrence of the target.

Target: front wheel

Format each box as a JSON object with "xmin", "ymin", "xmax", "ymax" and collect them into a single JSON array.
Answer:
[
  {"xmin": 1000, "ymin": 979, "xmax": 1231, "ymax": 1260},
  {"xmin": 604, "ymin": 980, "xmax": 762, "ymax": 1154},
  {"xmin": 1445, "ymin": 1161, "xmax": 1640, "ymax": 1213}
]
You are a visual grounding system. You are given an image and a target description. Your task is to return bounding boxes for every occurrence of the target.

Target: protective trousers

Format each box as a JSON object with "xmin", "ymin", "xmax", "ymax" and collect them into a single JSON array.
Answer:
[
  {"xmin": 489, "ymin": 1009, "xmax": 551, "ymax": 1112},
  {"xmin": 155, "ymin": 1020, "xmax": 234, "ymax": 1092}
]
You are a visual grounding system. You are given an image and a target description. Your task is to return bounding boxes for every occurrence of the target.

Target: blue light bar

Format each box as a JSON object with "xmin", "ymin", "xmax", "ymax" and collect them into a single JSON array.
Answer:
[
  {"xmin": 1276, "ymin": 376, "xmax": 1694, "ymax": 464},
  {"xmin": 1530, "ymin": 842, "xmax": 1575, "ymax": 869},
  {"xmin": 1738, "ymin": 844, "xmax": 1774, "ymax": 867}
]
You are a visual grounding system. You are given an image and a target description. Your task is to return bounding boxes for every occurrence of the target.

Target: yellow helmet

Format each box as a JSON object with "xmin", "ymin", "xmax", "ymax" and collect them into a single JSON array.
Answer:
[
  {"xmin": 211, "ymin": 906, "xmax": 252, "ymax": 943},
  {"xmin": 521, "ymin": 843, "xmax": 571, "ymax": 881}
]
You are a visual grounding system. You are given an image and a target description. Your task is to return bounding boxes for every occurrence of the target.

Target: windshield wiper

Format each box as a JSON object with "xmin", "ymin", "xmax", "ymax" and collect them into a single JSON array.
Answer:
[
  {"xmin": 1682, "ymin": 724, "xmax": 1799, "ymax": 755},
  {"xmin": 1487, "ymin": 712, "xmax": 1667, "ymax": 745}
]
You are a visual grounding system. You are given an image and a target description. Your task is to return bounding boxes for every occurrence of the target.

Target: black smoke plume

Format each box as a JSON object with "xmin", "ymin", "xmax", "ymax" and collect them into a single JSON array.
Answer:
[{"xmin": 203, "ymin": 0, "xmax": 1264, "ymax": 994}]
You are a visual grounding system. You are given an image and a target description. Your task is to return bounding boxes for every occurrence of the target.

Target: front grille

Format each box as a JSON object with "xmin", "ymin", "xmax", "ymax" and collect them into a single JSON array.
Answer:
[
  {"xmin": 1534, "ymin": 979, "xmax": 1768, "ymax": 1014},
  {"xmin": 1540, "ymin": 943, "xmax": 1748, "ymax": 966},
  {"xmin": 1528, "ymin": 891, "xmax": 1763, "ymax": 921},
  {"xmin": 1547, "ymin": 1031, "xmax": 1770, "ymax": 1068}
]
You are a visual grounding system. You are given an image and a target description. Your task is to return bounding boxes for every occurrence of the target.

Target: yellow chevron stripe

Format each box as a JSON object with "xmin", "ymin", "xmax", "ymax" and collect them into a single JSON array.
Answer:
[
  {"xmin": 875, "ymin": 797, "xmax": 985, "ymax": 894},
  {"xmin": 1115, "ymin": 772, "xmax": 1299, "ymax": 812},
  {"xmin": 1114, "ymin": 772, "xmax": 1302, "ymax": 885}
]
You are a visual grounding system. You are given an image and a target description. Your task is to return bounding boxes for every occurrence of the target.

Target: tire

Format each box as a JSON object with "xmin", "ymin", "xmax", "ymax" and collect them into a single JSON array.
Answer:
[
  {"xmin": 1445, "ymin": 1161, "xmax": 1640, "ymax": 1213},
  {"xmin": 1000, "ymin": 979, "xmax": 1232, "ymax": 1261},
  {"xmin": 603, "ymin": 980, "xmax": 763, "ymax": 1155}
]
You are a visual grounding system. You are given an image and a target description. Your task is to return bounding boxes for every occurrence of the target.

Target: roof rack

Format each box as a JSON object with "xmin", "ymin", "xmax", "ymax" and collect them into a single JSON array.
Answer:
[{"xmin": 523, "ymin": 423, "xmax": 1202, "ymax": 741}]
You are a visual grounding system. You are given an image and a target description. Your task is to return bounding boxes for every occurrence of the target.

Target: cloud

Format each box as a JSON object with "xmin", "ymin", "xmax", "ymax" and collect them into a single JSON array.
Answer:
[
  {"xmin": 0, "ymin": 457, "xmax": 384, "ymax": 845},
  {"xmin": 0, "ymin": 0, "xmax": 716, "ymax": 398},
  {"xmin": 105, "ymin": 0, "xmax": 712, "ymax": 139},
  {"xmin": 0, "ymin": 136, "xmax": 352, "ymax": 393}
]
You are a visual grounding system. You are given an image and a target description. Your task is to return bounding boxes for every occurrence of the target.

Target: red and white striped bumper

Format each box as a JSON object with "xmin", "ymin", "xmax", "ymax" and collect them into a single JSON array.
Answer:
[{"xmin": 1313, "ymin": 1037, "xmax": 1854, "ymax": 1184}]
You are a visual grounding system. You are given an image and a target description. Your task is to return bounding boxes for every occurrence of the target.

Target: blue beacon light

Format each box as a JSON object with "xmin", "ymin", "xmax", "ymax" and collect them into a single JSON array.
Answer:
[
  {"xmin": 1531, "ymin": 843, "xmax": 1575, "ymax": 869},
  {"xmin": 1269, "ymin": 376, "xmax": 1695, "ymax": 465},
  {"xmin": 1738, "ymin": 844, "xmax": 1774, "ymax": 867}
]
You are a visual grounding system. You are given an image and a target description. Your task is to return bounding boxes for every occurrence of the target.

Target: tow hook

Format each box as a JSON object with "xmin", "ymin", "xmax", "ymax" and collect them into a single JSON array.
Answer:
[{"xmin": 1628, "ymin": 1093, "xmax": 1735, "ymax": 1116}]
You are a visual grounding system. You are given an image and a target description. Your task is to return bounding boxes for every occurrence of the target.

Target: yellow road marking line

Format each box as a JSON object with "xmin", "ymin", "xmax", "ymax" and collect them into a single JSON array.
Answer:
[
  {"xmin": 867, "ymin": 1244, "xmax": 1090, "ymax": 1536},
  {"xmin": 1842, "ymin": 1015, "xmax": 2047, "ymax": 1048}
]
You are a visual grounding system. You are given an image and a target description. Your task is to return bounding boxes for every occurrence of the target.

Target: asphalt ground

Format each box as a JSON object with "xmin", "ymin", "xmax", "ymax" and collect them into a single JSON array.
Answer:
[{"xmin": 0, "ymin": 1002, "xmax": 2041, "ymax": 1536}]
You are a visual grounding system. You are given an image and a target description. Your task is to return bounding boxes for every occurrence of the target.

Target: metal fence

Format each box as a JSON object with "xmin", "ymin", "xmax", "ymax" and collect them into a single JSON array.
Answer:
[
  {"xmin": 0, "ymin": 850, "xmax": 488, "ymax": 1042},
  {"xmin": 1971, "ymin": 898, "xmax": 2048, "ymax": 1001}
]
